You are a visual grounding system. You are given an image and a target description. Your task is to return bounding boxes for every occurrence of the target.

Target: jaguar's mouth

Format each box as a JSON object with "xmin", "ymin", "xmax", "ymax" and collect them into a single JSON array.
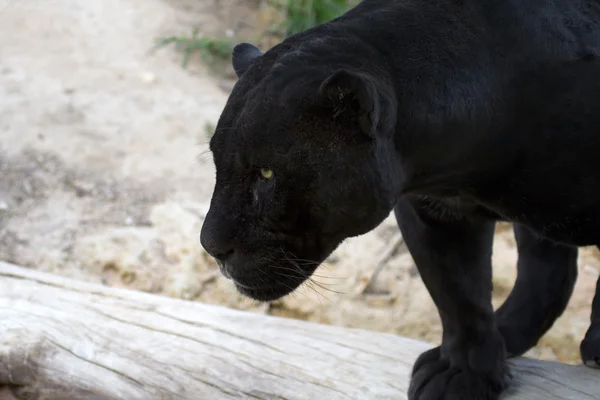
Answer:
[
  {"xmin": 218, "ymin": 249, "xmax": 323, "ymax": 302},
  {"xmin": 216, "ymin": 260, "xmax": 232, "ymax": 279},
  {"xmin": 229, "ymin": 259, "xmax": 318, "ymax": 302}
]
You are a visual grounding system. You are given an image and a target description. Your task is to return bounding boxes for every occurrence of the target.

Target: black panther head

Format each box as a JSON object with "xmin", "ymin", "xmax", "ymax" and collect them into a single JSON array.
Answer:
[{"xmin": 200, "ymin": 40, "xmax": 401, "ymax": 301}]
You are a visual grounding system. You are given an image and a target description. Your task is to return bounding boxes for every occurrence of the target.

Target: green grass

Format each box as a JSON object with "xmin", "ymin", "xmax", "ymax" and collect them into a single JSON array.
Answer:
[
  {"xmin": 268, "ymin": 0, "xmax": 355, "ymax": 37},
  {"xmin": 153, "ymin": 1, "xmax": 356, "ymax": 73},
  {"xmin": 152, "ymin": 28, "xmax": 234, "ymax": 71}
]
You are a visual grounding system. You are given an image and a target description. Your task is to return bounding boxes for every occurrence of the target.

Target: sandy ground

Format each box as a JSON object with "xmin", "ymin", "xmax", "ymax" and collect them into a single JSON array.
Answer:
[{"xmin": 1, "ymin": 0, "xmax": 599, "ymax": 366}]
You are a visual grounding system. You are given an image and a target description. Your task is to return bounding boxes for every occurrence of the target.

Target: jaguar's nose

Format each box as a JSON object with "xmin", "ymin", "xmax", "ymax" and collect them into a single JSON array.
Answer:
[
  {"xmin": 200, "ymin": 218, "xmax": 235, "ymax": 279},
  {"xmin": 200, "ymin": 229, "xmax": 234, "ymax": 259}
]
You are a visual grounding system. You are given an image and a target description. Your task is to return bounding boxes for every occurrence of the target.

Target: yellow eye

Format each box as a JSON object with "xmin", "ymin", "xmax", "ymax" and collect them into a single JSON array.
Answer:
[{"xmin": 260, "ymin": 168, "xmax": 274, "ymax": 179}]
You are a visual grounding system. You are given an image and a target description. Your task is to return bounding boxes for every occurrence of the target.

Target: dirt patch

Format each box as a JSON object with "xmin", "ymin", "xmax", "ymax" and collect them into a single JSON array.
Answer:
[{"xmin": 0, "ymin": 0, "xmax": 598, "ymax": 368}]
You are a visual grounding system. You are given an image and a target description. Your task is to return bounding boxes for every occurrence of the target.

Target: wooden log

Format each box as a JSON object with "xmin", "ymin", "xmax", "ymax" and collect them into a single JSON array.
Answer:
[{"xmin": 0, "ymin": 261, "xmax": 597, "ymax": 400}]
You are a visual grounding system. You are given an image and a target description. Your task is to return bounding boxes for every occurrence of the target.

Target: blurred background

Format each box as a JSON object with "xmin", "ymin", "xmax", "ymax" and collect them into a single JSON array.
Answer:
[{"xmin": 0, "ymin": 0, "xmax": 598, "ymax": 365}]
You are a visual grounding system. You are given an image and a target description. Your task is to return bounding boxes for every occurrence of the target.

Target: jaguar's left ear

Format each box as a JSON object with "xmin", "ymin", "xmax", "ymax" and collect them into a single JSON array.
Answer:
[
  {"xmin": 318, "ymin": 69, "xmax": 397, "ymax": 138},
  {"xmin": 232, "ymin": 43, "xmax": 263, "ymax": 78}
]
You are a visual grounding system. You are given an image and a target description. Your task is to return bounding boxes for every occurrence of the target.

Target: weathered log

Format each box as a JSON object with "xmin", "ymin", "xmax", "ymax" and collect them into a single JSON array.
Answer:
[{"xmin": 0, "ymin": 261, "xmax": 597, "ymax": 399}]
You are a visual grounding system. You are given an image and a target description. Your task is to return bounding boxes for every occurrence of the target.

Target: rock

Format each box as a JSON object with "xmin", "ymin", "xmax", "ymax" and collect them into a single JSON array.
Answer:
[
  {"xmin": 140, "ymin": 72, "xmax": 156, "ymax": 83},
  {"xmin": 491, "ymin": 230, "xmax": 518, "ymax": 302},
  {"xmin": 71, "ymin": 201, "xmax": 219, "ymax": 297}
]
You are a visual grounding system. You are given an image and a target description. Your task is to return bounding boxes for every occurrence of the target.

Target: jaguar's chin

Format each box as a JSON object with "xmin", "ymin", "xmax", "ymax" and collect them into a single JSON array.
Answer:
[
  {"xmin": 227, "ymin": 256, "xmax": 322, "ymax": 302},
  {"xmin": 233, "ymin": 278, "xmax": 305, "ymax": 302},
  {"xmin": 219, "ymin": 247, "xmax": 326, "ymax": 302}
]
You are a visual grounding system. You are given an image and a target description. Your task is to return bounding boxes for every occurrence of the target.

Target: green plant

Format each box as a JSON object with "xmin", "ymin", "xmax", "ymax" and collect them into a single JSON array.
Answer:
[
  {"xmin": 153, "ymin": 1, "xmax": 356, "ymax": 74},
  {"xmin": 153, "ymin": 28, "xmax": 234, "ymax": 70},
  {"xmin": 268, "ymin": 0, "xmax": 355, "ymax": 37},
  {"xmin": 204, "ymin": 121, "xmax": 216, "ymax": 139}
]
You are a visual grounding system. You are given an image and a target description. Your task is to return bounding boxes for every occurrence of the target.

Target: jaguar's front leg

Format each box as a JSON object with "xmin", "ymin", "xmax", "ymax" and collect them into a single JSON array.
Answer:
[
  {"xmin": 496, "ymin": 223, "xmax": 578, "ymax": 357},
  {"xmin": 394, "ymin": 197, "xmax": 510, "ymax": 400}
]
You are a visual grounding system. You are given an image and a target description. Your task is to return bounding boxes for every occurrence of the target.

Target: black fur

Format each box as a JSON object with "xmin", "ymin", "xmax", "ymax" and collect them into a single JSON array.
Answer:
[{"xmin": 201, "ymin": 0, "xmax": 600, "ymax": 398}]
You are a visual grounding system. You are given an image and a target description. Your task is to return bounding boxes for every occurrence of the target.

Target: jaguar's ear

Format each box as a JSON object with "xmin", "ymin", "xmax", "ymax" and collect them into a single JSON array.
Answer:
[
  {"xmin": 232, "ymin": 43, "xmax": 263, "ymax": 78},
  {"xmin": 318, "ymin": 69, "xmax": 397, "ymax": 138}
]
